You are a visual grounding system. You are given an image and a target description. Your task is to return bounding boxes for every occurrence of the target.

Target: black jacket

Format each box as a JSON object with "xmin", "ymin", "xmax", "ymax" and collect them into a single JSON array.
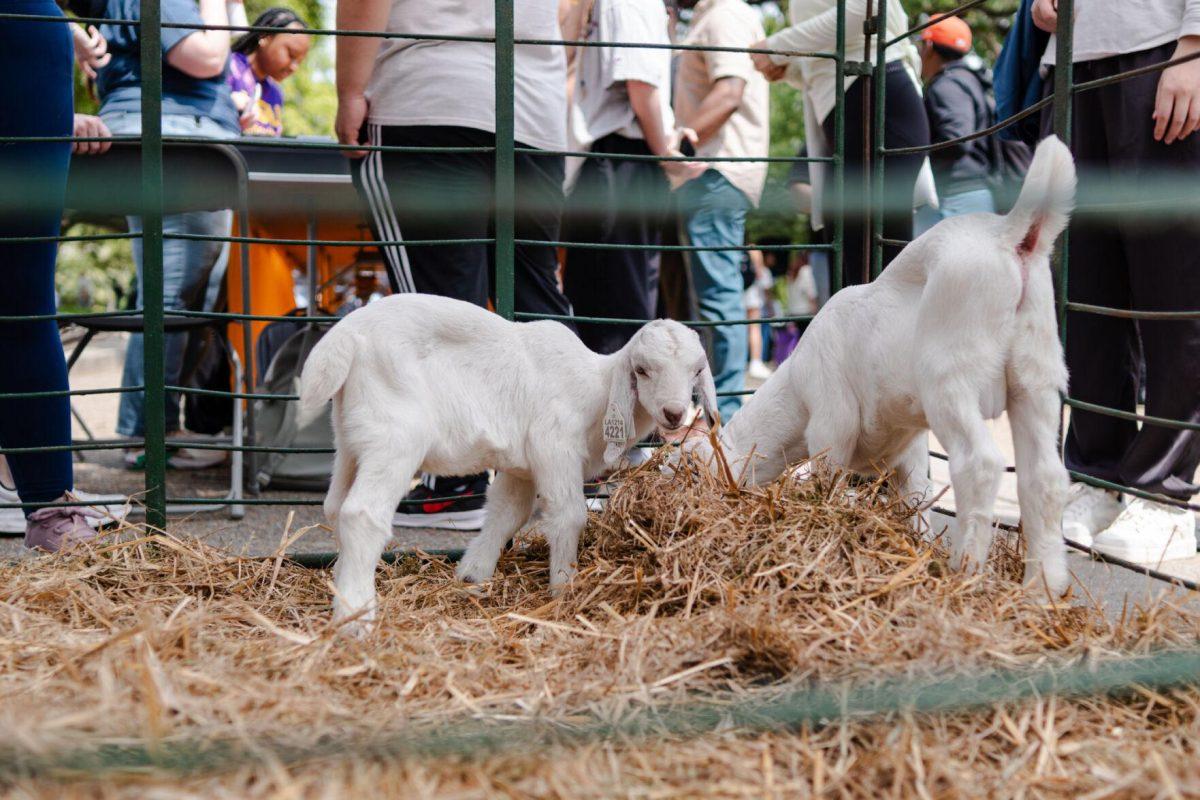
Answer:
[{"xmin": 924, "ymin": 61, "xmax": 993, "ymax": 197}]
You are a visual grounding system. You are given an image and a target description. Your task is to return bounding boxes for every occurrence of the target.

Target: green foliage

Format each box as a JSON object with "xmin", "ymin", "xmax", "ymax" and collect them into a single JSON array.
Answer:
[{"xmin": 55, "ymin": 224, "xmax": 135, "ymax": 313}]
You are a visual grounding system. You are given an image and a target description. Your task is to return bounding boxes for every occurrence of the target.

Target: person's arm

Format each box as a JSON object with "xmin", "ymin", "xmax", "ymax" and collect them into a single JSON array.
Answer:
[
  {"xmin": 627, "ymin": 80, "xmax": 706, "ymax": 184},
  {"xmin": 759, "ymin": 0, "xmax": 869, "ymax": 65},
  {"xmin": 334, "ymin": 0, "xmax": 390, "ymax": 158},
  {"xmin": 685, "ymin": 76, "xmax": 746, "ymax": 147},
  {"xmin": 166, "ymin": 0, "xmax": 236, "ymax": 78}
]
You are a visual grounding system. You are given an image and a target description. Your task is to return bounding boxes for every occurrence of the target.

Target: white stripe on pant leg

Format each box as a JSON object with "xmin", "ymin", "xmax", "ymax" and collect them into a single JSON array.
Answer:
[
  {"xmin": 364, "ymin": 129, "xmax": 412, "ymax": 294},
  {"xmin": 358, "ymin": 131, "xmax": 405, "ymax": 292},
  {"xmin": 362, "ymin": 123, "xmax": 416, "ymax": 294},
  {"xmin": 369, "ymin": 125, "xmax": 415, "ymax": 293}
]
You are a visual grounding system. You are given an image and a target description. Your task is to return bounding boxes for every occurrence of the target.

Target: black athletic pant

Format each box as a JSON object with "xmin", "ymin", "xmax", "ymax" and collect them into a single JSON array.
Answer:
[
  {"xmin": 352, "ymin": 124, "xmax": 574, "ymax": 493},
  {"xmin": 562, "ymin": 134, "xmax": 669, "ymax": 354},
  {"xmin": 1046, "ymin": 44, "xmax": 1200, "ymax": 500},
  {"xmin": 822, "ymin": 61, "xmax": 930, "ymax": 288},
  {"xmin": 353, "ymin": 124, "xmax": 573, "ymax": 322}
]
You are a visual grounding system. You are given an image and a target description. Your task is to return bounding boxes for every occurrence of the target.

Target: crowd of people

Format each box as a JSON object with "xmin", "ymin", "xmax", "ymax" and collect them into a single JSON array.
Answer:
[{"xmin": 0, "ymin": 0, "xmax": 1196, "ymax": 565}]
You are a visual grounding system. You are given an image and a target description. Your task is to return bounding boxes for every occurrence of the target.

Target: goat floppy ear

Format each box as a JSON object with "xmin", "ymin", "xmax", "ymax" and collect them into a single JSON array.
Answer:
[
  {"xmin": 602, "ymin": 354, "xmax": 637, "ymax": 465},
  {"xmin": 697, "ymin": 361, "xmax": 721, "ymax": 428}
]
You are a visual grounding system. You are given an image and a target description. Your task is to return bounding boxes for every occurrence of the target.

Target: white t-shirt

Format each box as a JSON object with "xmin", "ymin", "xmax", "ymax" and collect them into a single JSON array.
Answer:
[
  {"xmin": 365, "ymin": 0, "xmax": 567, "ymax": 152},
  {"xmin": 568, "ymin": 0, "xmax": 674, "ymax": 148},
  {"xmin": 1043, "ymin": 0, "xmax": 1200, "ymax": 65}
]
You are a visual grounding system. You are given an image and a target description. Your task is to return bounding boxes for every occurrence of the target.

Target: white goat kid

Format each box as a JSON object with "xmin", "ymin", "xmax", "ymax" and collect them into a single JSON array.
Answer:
[
  {"xmin": 692, "ymin": 136, "xmax": 1077, "ymax": 595},
  {"xmin": 298, "ymin": 296, "xmax": 716, "ymax": 631}
]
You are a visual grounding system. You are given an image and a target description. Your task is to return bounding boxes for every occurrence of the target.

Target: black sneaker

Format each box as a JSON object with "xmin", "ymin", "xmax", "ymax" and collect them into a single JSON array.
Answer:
[{"xmin": 393, "ymin": 473, "xmax": 489, "ymax": 530}]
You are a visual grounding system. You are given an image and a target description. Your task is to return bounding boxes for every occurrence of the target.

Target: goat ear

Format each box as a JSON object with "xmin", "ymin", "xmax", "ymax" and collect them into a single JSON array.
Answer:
[
  {"xmin": 697, "ymin": 361, "xmax": 721, "ymax": 429},
  {"xmin": 603, "ymin": 356, "xmax": 637, "ymax": 465}
]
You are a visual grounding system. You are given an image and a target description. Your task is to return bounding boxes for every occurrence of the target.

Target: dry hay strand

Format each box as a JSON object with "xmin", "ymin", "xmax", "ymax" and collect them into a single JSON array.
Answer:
[{"xmin": 1, "ymin": 455, "xmax": 1199, "ymax": 798}]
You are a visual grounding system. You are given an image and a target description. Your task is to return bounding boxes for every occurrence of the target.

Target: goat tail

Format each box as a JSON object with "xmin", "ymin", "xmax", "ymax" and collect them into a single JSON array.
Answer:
[
  {"xmin": 1004, "ymin": 135, "xmax": 1077, "ymax": 261},
  {"xmin": 297, "ymin": 325, "xmax": 356, "ymax": 428}
]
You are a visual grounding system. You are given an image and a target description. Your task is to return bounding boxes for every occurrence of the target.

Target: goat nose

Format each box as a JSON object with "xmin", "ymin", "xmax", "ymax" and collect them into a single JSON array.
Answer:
[{"xmin": 663, "ymin": 407, "xmax": 684, "ymax": 428}]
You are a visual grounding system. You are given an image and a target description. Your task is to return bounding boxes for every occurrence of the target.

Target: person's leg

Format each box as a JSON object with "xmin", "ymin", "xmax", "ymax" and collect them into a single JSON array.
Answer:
[
  {"xmin": 1105, "ymin": 46, "xmax": 1200, "ymax": 501},
  {"xmin": 679, "ymin": 170, "xmax": 750, "ymax": 421},
  {"xmin": 824, "ymin": 77, "xmax": 868, "ymax": 288},
  {"xmin": 510, "ymin": 147, "xmax": 574, "ymax": 326},
  {"xmin": 355, "ymin": 124, "xmax": 490, "ymax": 306},
  {"xmin": 879, "ymin": 62, "xmax": 931, "ymax": 270},
  {"xmin": 563, "ymin": 137, "xmax": 667, "ymax": 353},
  {"xmin": 352, "ymin": 124, "xmax": 492, "ymax": 528},
  {"xmin": 0, "ymin": 17, "xmax": 73, "ymax": 507},
  {"xmin": 113, "ymin": 114, "xmax": 234, "ymax": 442},
  {"xmin": 1058, "ymin": 59, "xmax": 1141, "ymax": 488}
]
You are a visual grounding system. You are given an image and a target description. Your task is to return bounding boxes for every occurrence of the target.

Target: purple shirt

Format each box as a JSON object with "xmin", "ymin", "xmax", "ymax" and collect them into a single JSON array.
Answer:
[{"xmin": 227, "ymin": 52, "xmax": 285, "ymax": 136}]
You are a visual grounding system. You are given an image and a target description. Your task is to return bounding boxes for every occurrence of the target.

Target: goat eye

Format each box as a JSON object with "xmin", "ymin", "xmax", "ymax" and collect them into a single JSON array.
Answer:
[{"xmin": 635, "ymin": 366, "xmax": 648, "ymax": 377}]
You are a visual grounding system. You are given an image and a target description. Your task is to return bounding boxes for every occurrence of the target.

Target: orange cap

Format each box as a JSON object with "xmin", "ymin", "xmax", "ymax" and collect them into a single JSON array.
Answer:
[{"xmin": 921, "ymin": 14, "xmax": 972, "ymax": 54}]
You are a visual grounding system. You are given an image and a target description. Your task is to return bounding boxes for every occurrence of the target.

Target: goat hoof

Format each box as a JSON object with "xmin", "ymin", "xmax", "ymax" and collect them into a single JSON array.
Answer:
[
  {"xmin": 1024, "ymin": 560, "xmax": 1069, "ymax": 598},
  {"xmin": 333, "ymin": 597, "xmax": 377, "ymax": 639},
  {"xmin": 456, "ymin": 558, "xmax": 496, "ymax": 586}
]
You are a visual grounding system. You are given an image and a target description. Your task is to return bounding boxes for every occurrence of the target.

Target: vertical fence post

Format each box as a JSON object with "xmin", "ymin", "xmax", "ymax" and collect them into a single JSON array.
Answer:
[
  {"xmin": 869, "ymin": 0, "xmax": 887, "ymax": 280},
  {"xmin": 140, "ymin": 0, "xmax": 167, "ymax": 530},
  {"xmin": 1052, "ymin": 0, "xmax": 1073, "ymax": 344},
  {"xmin": 494, "ymin": 0, "xmax": 516, "ymax": 321},
  {"xmin": 832, "ymin": 0, "xmax": 846, "ymax": 293}
]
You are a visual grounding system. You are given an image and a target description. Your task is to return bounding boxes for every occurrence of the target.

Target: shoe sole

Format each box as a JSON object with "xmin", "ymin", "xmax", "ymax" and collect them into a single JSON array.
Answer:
[
  {"xmin": 0, "ymin": 508, "xmax": 26, "ymax": 534},
  {"xmin": 392, "ymin": 507, "xmax": 487, "ymax": 531},
  {"xmin": 1091, "ymin": 532, "xmax": 1198, "ymax": 566}
]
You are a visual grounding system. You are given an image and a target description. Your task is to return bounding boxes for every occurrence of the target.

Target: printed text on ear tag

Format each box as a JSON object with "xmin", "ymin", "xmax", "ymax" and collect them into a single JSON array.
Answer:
[{"xmin": 603, "ymin": 401, "xmax": 627, "ymax": 444}]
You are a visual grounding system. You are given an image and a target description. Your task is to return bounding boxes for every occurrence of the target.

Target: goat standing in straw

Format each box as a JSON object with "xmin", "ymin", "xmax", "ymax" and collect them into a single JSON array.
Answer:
[
  {"xmin": 688, "ymin": 136, "xmax": 1077, "ymax": 595},
  {"xmin": 298, "ymin": 296, "xmax": 716, "ymax": 632}
]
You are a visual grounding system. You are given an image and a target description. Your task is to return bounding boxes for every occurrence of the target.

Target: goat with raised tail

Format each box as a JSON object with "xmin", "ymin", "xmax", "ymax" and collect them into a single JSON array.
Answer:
[
  {"xmin": 689, "ymin": 136, "xmax": 1077, "ymax": 595},
  {"xmin": 297, "ymin": 295, "xmax": 717, "ymax": 633}
]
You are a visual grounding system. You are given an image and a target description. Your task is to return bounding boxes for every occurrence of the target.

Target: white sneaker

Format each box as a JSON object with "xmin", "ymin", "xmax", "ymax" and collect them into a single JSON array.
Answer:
[
  {"xmin": 747, "ymin": 360, "xmax": 774, "ymax": 381},
  {"xmin": 169, "ymin": 433, "xmax": 227, "ymax": 470},
  {"xmin": 0, "ymin": 481, "xmax": 129, "ymax": 533},
  {"xmin": 1091, "ymin": 498, "xmax": 1198, "ymax": 565},
  {"xmin": 0, "ymin": 481, "xmax": 25, "ymax": 533},
  {"xmin": 1062, "ymin": 482, "xmax": 1124, "ymax": 548}
]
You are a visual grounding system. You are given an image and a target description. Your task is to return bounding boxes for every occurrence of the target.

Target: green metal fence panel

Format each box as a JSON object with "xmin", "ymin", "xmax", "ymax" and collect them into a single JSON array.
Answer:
[
  {"xmin": 140, "ymin": 0, "xmax": 168, "ymax": 530},
  {"xmin": 494, "ymin": 0, "xmax": 516, "ymax": 322}
]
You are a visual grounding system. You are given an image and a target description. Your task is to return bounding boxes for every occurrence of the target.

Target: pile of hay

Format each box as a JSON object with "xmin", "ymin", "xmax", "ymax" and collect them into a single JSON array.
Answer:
[{"xmin": 1, "ymin": 457, "xmax": 1199, "ymax": 798}]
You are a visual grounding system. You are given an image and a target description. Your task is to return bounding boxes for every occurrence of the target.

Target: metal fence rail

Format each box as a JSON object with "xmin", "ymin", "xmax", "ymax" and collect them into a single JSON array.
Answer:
[
  {"xmin": 2, "ymin": 0, "xmax": 1200, "ymax": 768},
  {"xmin": 0, "ymin": 1, "xmax": 1194, "ymax": 543}
]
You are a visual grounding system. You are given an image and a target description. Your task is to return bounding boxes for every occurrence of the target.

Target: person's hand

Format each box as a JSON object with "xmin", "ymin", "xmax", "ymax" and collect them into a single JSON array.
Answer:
[
  {"xmin": 762, "ymin": 62, "xmax": 787, "ymax": 82},
  {"xmin": 336, "ymin": 93, "xmax": 370, "ymax": 159},
  {"xmin": 669, "ymin": 126, "xmax": 698, "ymax": 153},
  {"xmin": 662, "ymin": 153, "xmax": 707, "ymax": 190},
  {"xmin": 72, "ymin": 114, "xmax": 112, "ymax": 156},
  {"xmin": 1031, "ymin": 0, "xmax": 1058, "ymax": 34},
  {"xmin": 1154, "ymin": 36, "xmax": 1200, "ymax": 144},
  {"xmin": 749, "ymin": 39, "xmax": 777, "ymax": 75},
  {"xmin": 72, "ymin": 23, "xmax": 111, "ymax": 80}
]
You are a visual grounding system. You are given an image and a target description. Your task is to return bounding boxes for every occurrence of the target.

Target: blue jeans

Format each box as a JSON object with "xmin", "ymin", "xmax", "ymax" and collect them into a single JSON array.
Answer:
[
  {"xmin": 679, "ymin": 171, "xmax": 751, "ymax": 421},
  {"xmin": 915, "ymin": 188, "xmax": 996, "ymax": 237},
  {"xmin": 102, "ymin": 112, "xmax": 234, "ymax": 436},
  {"xmin": 0, "ymin": 1, "xmax": 74, "ymax": 506}
]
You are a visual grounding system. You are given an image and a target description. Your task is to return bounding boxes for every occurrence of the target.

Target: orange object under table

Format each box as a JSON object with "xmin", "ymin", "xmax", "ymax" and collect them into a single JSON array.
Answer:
[{"xmin": 225, "ymin": 216, "xmax": 373, "ymax": 380}]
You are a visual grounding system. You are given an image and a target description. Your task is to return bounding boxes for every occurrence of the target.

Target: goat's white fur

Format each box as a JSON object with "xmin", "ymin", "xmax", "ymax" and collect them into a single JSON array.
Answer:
[
  {"xmin": 690, "ymin": 136, "xmax": 1077, "ymax": 595},
  {"xmin": 298, "ymin": 296, "xmax": 716, "ymax": 632}
]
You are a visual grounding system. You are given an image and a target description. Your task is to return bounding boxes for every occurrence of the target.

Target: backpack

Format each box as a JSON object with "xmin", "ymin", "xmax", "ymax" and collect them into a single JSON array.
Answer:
[
  {"xmin": 251, "ymin": 317, "xmax": 336, "ymax": 491},
  {"xmin": 943, "ymin": 65, "xmax": 1034, "ymax": 212}
]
